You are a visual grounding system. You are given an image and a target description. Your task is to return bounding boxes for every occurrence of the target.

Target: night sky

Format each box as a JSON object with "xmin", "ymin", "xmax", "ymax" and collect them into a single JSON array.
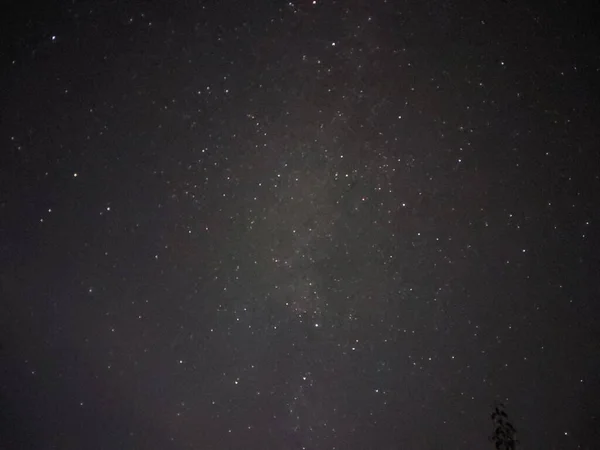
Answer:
[{"xmin": 1, "ymin": 0, "xmax": 599, "ymax": 448}]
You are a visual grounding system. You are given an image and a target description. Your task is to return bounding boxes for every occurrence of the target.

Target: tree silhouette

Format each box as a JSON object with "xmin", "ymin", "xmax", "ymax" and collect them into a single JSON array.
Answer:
[{"xmin": 489, "ymin": 402, "xmax": 519, "ymax": 449}]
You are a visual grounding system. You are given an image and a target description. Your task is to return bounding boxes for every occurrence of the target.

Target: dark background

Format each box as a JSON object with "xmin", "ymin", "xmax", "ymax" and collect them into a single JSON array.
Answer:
[{"xmin": 1, "ymin": 0, "xmax": 599, "ymax": 448}]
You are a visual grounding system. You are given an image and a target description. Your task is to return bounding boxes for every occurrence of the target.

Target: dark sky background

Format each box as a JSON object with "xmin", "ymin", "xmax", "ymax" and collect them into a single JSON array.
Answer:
[{"xmin": 1, "ymin": 0, "xmax": 599, "ymax": 448}]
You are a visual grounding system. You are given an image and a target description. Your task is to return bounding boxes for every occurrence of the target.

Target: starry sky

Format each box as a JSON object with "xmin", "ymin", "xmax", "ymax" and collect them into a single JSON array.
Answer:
[{"xmin": 1, "ymin": 0, "xmax": 599, "ymax": 448}]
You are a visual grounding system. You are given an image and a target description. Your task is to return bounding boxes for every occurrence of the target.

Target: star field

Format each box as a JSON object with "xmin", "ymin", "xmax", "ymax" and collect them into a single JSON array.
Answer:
[{"xmin": 1, "ymin": 0, "xmax": 599, "ymax": 449}]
